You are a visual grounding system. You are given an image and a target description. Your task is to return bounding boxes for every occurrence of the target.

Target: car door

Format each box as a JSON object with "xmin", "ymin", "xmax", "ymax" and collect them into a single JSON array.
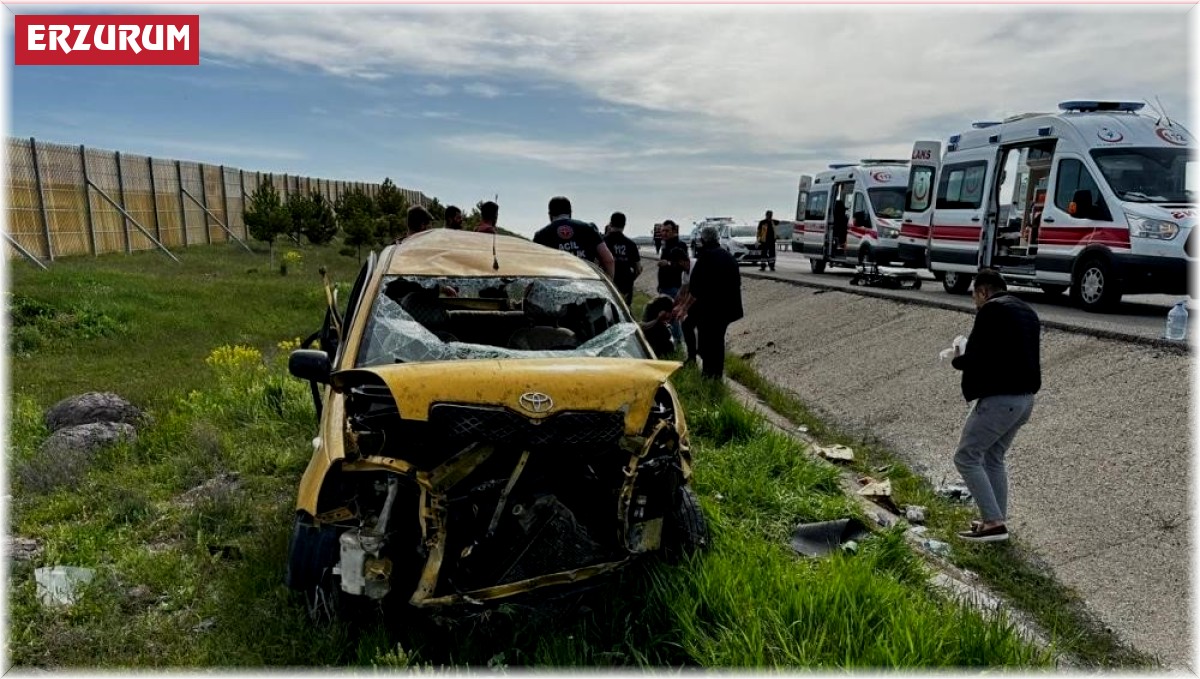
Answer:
[{"xmin": 902, "ymin": 141, "xmax": 940, "ymax": 267}]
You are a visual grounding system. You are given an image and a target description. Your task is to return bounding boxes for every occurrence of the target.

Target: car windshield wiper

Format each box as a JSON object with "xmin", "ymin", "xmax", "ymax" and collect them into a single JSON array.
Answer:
[{"xmin": 1118, "ymin": 191, "xmax": 1168, "ymax": 203}]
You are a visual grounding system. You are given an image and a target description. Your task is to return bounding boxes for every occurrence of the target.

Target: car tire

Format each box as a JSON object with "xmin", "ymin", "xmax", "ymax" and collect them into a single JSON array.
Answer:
[
  {"xmin": 286, "ymin": 514, "xmax": 366, "ymax": 624},
  {"xmin": 662, "ymin": 485, "xmax": 710, "ymax": 560},
  {"xmin": 1071, "ymin": 256, "xmax": 1121, "ymax": 312},
  {"xmin": 941, "ymin": 271, "xmax": 972, "ymax": 295},
  {"xmin": 810, "ymin": 258, "xmax": 827, "ymax": 274}
]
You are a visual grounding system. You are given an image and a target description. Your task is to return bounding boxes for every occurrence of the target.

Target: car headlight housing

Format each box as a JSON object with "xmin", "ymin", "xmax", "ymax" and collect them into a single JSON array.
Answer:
[
  {"xmin": 881, "ymin": 226, "xmax": 900, "ymax": 239},
  {"xmin": 1126, "ymin": 213, "xmax": 1179, "ymax": 240}
]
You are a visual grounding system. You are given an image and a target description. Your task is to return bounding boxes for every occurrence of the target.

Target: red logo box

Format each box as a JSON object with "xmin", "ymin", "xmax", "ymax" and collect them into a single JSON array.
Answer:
[{"xmin": 15, "ymin": 15, "xmax": 200, "ymax": 66}]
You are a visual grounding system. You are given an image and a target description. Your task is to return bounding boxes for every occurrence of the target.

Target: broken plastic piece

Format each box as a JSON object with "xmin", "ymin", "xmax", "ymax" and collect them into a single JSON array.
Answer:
[
  {"xmin": 815, "ymin": 444, "xmax": 854, "ymax": 462},
  {"xmin": 35, "ymin": 566, "xmax": 95, "ymax": 607},
  {"xmin": 789, "ymin": 518, "xmax": 871, "ymax": 557}
]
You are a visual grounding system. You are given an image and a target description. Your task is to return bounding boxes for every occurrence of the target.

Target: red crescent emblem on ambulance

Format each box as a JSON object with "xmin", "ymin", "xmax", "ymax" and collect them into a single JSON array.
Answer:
[{"xmin": 1156, "ymin": 127, "xmax": 1188, "ymax": 146}]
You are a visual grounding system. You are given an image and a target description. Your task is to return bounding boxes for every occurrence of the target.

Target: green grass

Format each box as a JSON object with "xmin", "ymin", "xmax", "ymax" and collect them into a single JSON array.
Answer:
[
  {"xmin": 7, "ymin": 252, "xmax": 1051, "ymax": 669},
  {"xmin": 724, "ymin": 354, "xmax": 1156, "ymax": 669}
]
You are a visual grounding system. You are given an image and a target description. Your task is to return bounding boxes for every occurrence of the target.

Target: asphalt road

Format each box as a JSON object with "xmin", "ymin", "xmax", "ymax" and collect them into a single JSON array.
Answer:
[{"xmin": 640, "ymin": 246, "xmax": 1190, "ymax": 344}]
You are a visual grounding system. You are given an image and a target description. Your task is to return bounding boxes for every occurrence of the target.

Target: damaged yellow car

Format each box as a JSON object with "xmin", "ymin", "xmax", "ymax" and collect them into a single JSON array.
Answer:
[{"xmin": 285, "ymin": 229, "xmax": 707, "ymax": 620}]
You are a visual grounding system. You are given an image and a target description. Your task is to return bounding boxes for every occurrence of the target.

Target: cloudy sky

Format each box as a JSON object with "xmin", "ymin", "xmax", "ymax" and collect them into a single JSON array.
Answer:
[{"xmin": 8, "ymin": 3, "xmax": 1193, "ymax": 238}]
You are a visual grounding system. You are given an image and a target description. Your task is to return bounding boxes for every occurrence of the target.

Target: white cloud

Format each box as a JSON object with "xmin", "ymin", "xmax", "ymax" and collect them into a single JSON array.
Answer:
[
  {"xmin": 463, "ymin": 82, "xmax": 503, "ymax": 98},
  {"xmin": 419, "ymin": 83, "xmax": 453, "ymax": 96}
]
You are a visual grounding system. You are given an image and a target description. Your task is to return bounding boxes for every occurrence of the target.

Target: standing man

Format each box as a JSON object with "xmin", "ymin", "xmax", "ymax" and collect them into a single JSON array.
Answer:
[
  {"xmin": 653, "ymin": 223, "xmax": 663, "ymax": 255},
  {"xmin": 655, "ymin": 219, "xmax": 691, "ymax": 348},
  {"xmin": 757, "ymin": 210, "xmax": 778, "ymax": 271},
  {"xmin": 677, "ymin": 225, "xmax": 743, "ymax": 379},
  {"xmin": 950, "ymin": 269, "xmax": 1041, "ymax": 543},
  {"xmin": 603, "ymin": 211, "xmax": 641, "ymax": 306},
  {"xmin": 476, "ymin": 201, "xmax": 499, "ymax": 234},
  {"xmin": 445, "ymin": 206, "xmax": 464, "ymax": 230},
  {"xmin": 533, "ymin": 196, "xmax": 616, "ymax": 280}
]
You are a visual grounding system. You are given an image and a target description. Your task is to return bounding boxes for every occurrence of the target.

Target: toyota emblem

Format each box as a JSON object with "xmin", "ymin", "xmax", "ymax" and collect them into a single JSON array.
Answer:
[{"xmin": 518, "ymin": 392, "xmax": 554, "ymax": 413}]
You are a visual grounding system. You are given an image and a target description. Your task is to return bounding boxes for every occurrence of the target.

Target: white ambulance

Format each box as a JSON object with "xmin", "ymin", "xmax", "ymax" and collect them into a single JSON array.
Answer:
[
  {"xmin": 904, "ymin": 100, "xmax": 1194, "ymax": 311},
  {"xmin": 796, "ymin": 161, "xmax": 911, "ymax": 273}
]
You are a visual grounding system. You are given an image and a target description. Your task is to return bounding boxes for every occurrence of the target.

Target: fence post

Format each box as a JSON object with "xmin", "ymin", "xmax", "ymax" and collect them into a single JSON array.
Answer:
[
  {"xmin": 219, "ymin": 164, "xmax": 230, "ymax": 242},
  {"xmin": 198, "ymin": 163, "xmax": 212, "ymax": 244},
  {"xmin": 176, "ymin": 160, "xmax": 188, "ymax": 247},
  {"xmin": 147, "ymin": 156, "xmax": 161, "ymax": 242},
  {"xmin": 239, "ymin": 169, "xmax": 247, "ymax": 240},
  {"xmin": 115, "ymin": 150, "xmax": 131, "ymax": 254},
  {"xmin": 30, "ymin": 137, "xmax": 53, "ymax": 261},
  {"xmin": 80, "ymin": 144, "xmax": 97, "ymax": 256}
]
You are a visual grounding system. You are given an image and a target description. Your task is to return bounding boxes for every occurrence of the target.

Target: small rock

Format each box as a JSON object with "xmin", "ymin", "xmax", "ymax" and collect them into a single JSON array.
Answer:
[
  {"xmin": 178, "ymin": 472, "xmax": 241, "ymax": 507},
  {"xmin": 8, "ymin": 536, "xmax": 42, "ymax": 562},
  {"xmin": 908, "ymin": 525, "xmax": 929, "ymax": 536},
  {"xmin": 816, "ymin": 444, "xmax": 854, "ymax": 462},
  {"xmin": 191, "ymin": 618, "xmax": 216, "ymax": 633},
  {"xmin": 39, "ymin": 422, "xmax": 137, "ymax": 458},
  {"xmin": 934, "ymin": 483, "xmax": 972, "ymax": 502},
  {"xmin": 858, "ymin": 479, "xmax": 892, "ymax": 498},
  {"xmin": 45, "ymin": 392, "xmax": 145, "ymax": 433},
  {"xmin": 904, "ymin": 506, "xmax": 927, "ymax": 524},
  {"xmin": 922, "ymin": 539, "xmax": 951, "ymax": 557}
]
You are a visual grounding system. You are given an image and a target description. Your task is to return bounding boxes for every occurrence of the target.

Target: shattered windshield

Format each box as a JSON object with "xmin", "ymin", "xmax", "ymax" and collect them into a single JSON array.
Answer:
[
  {"xmin": 355, "ymin": 275, "xmax": 649, "ymax": 367},
  {"xmin": 1090, "ymin": 147, "xmax": 1194, "ymax": 203}
]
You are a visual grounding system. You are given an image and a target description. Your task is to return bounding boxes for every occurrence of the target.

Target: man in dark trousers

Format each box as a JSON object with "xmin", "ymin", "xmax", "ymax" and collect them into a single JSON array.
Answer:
[
  {"xmin": 533, "ymin": 196, "xmax": 616, "ymax": 280},
  {"xmin": 757, "ymin": 209, "xmax": 778, "ymax": 271},
  {"xmin": 655, "ymin": 219, "xmax": 690, "ymax": 346},
  {"xmin": 950, "ymin": 269, "xmax": 1041, "ymax": 543},
  {"xmin": 677, "ymin": 225, "xmax": 743, "ymax": 379},
  {"xmin": 603, "ymin": 211, "xmax": 641, "ymax": 306}
]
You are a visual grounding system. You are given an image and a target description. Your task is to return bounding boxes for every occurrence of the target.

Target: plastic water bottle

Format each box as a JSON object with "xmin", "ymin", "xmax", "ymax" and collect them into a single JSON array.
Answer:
[{"xmin": 1166, "ymin": 300, "xmax": 1189, "ymax": 341}]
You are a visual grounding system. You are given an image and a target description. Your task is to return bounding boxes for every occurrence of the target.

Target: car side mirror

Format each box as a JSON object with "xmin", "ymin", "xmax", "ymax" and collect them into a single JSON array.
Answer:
[{"xmin": 289, "ymin": 349, "xmax": 332, "ymax": 384}]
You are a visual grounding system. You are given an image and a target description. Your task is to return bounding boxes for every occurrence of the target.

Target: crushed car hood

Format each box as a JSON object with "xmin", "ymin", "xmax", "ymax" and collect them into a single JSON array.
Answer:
[{"xmin": 333, "ymin": 357, "xmax": 681, "ymax": 434}]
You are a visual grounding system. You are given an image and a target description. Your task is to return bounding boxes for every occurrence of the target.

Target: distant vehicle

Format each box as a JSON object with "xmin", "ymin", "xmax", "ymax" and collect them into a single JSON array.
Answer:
[
  {"xmin": 906, "ymin": 100, "xmax": 1193, "ymax": 311},
  {"xmin": 797, "ymin": 160, "xmax": 911, "ymax": 273}
]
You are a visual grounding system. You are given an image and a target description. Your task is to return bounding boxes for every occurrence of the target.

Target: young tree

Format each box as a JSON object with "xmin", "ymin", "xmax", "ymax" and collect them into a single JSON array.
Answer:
[
  {"xmin": 244, "ymin": 181, "xmax": 291, "ymax": 268},
  {"xmin": 301, "ymin": 192, "xmax": 339, "ymax": 245},
  {"xmin": 375, "ymin": 178, "xmax": 410, "ymax": 244},
  {"xmin": 336, "ymin": 188, "xmax": 379, "ymax": 262}
]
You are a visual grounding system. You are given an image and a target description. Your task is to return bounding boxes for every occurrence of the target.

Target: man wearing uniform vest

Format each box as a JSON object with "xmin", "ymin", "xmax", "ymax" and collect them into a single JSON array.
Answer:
[
  {"xmin": 603, "ymin": 211, "xmax": 641, "ymax": 306},
  {"xmin": 533, "ymin": 196, "xmax": 616, "ymax": 280},
  {"xmin": 757, "ymin": 210, "xmax": 778, "ymax": 271}
]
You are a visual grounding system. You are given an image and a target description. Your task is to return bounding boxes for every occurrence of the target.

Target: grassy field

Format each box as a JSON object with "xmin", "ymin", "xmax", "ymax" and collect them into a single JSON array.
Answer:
[{"xmin": 7, "ymin": 244, "xmax": 1049, "ymax": 669}]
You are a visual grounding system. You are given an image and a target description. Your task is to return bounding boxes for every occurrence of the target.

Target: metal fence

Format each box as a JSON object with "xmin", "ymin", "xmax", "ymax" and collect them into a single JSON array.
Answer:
[{"xmin": 6, "ymin": 137, "xmax": 433, "ymax": 266}]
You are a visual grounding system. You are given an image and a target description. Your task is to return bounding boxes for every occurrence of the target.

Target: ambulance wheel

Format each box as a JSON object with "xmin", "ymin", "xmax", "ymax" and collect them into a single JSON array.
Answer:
[
  {"xmin": 1071, "ymin": 257, "xmax": 1121, "ymax": 312},
  {"xmin": 810, "ymin": 258, "xmax": 827, "ymax": 274},
  {"xmin": 1039, "ymin": 284, "xmax": 1067, "ymax": 297},
  {"xmin": 942, "ymin": 271, "xmax": 972, "ymax": 295}
]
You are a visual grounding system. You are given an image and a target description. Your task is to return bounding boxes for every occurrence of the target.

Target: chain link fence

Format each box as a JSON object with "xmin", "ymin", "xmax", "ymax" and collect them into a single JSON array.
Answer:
[{"xmin": 6, "ymin": 136, "xmax": 434, "ymax": 265}]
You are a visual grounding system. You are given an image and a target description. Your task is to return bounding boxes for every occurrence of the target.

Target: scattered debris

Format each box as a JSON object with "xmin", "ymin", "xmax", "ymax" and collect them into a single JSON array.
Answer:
[
  {"xmin": 934, "ymin": 483, "xmax": 973, "ymax": 502},
  {"xmin": 789, "ymin": 518, "xmax": 871, "ymax": 558},
  {"xmin": 35, "ymin": 566, "xmax": 95, "ymax": 607},
  {"xmin": 908, "ymin": 525, "xmax": 929, "ymax": 537},
  {"xmin": 45, "ymin": 392, "xmax": 146, "ymax": 433},
  {"xmin": 816, "ymin": 444, "xmax": 855, "ymax": 462},
  {"xmin": 841, "ymin": 540, "xmax": 859, "ymax": 554},
  {"xmin": 713, "ymin": 492, "xmax": 725, "ymax": 503},
  {"xmin": 8, "ymin": 536, "xmax": 43, "ymax": 563},
  {"xmin": 857, "ymin": 477, "xmax": 892, "ymax": 498},
  {"xmin": 922, "ymin": 539, "xmax": 952, "ymax": 557},
  {"xmin": 872, "ymin": 512, "xmax": 897, "ymax": 528},
  {"xmin": 796, "ymin": 425, "xmax": 809, "ymax": 433},
  {"xmin": 904, "ymin": 505, "xmax": 927, "ymax": 524}
]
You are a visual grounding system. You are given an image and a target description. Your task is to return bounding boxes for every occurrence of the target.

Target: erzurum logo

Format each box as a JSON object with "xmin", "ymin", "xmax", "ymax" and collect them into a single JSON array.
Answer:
[{"xmin": 15, "ymin": 15, "xmax": 200, "ymax": 66}]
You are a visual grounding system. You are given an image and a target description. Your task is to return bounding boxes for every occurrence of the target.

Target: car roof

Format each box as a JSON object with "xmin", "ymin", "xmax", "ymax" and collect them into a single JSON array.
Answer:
[{"xmin": 383, "ymin": 228, "xmax": 604, "ymax": 280}]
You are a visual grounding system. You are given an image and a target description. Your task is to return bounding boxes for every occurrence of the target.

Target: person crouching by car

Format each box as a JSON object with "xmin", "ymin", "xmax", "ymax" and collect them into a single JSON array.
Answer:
[
  {"xmin": 675, "ymin": 225, "xmax": 743, "ymax": 379},
  {"xmin": 640, "ymin": 294, "xmax": 676, "ymax": 358}
]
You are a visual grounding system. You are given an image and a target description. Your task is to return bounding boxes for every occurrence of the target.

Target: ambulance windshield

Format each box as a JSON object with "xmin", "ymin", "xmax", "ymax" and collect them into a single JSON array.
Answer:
[
  {"xmin": 1090, "ymin": 147, "xmax": 1194, "ymax": 204},
  {"xmin": 868, "ymin": 188, "xmax": 907, "ymax": 218}
]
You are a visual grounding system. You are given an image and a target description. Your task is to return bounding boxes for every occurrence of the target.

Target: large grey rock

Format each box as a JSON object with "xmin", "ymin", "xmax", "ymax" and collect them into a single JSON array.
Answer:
[
  {"xmin": 40, "ymin": 421, "xmax": 137, "ymax": 457},
  {"xmin": 44, "ymin": 392, "xmax": 145, "ymax": 433}
]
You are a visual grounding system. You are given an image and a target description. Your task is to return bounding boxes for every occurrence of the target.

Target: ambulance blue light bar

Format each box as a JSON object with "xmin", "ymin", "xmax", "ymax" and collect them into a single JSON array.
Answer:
[{"xmin": 1058, "ymin": 100, "xmax": 1145, "ymax": 113}]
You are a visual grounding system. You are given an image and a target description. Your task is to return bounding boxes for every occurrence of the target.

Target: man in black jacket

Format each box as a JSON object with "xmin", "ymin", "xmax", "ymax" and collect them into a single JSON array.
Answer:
[
  {"xmin": 677, "ymin": 225, "xmax": 743, "ymax": 379},
  {"xmin": 950, "ymin": 269, "xmax": 1040, "ymax": 543},
  {"xmin": 603, "ymin": 211, "xmax": 641, "ymax": 306},
  {"xmin": 533, "ymin": 196, "xmax": 616, "ymax": 280}
]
